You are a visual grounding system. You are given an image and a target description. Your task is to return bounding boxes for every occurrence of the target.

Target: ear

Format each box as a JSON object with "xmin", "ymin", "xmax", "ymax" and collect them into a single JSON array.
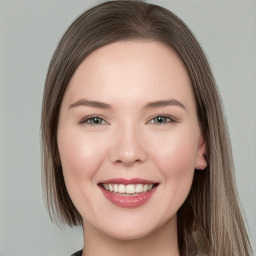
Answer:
[{"xmin": 195, "ymin": 135, "xmax": 207, "ymax": 170}]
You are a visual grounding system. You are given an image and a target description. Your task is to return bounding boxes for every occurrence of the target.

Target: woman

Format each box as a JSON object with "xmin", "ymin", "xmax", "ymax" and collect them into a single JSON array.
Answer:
[{"xmin": 41, "ymin": 1, "xmax": 253, "ymax": 255}]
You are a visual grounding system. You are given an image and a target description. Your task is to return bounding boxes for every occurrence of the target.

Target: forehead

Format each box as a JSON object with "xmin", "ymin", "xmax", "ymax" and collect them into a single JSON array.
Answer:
[{"xmin": 64, "ymin": 40, "xmax": 195, "ymax": 110}]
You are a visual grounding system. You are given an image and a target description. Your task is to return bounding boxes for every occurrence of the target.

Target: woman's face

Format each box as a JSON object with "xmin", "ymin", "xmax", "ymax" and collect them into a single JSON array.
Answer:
[{"xmin": 57, "ymin": 41, "xmax": 206, "ymax": 240}]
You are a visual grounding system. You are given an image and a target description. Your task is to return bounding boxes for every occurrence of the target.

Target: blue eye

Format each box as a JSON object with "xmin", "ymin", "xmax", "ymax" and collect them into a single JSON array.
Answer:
[
  {"xmin": 150, "ymin": 115, "xmax": 174, "ymax": 124},
  {"xmin": 81, "ymin": 116, "xmax": 106, "ymax": 125}
]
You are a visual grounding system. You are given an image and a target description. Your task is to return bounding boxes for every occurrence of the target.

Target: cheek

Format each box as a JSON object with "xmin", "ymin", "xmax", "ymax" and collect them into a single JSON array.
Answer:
[
  {"xmin": 57, "ymin": 128, "xmax": 110, "ymax": 213},
  {"xmin": 152, "ymin": 135, "xmax": 197, "ymax": 214},
  {"xmin": 57, "ymin": 129, "xmax": 107, "ymax": 187},
  {"xmin": 157, "ymin": 146, "xmax": 195, "ymax": 198},
  {"xmin": 149, "ymin": 127, "xmax": 198, "ymax": 198},
  {"xmin": 151, "ymin": 129, "xmax": 198, "ymax": 173}
]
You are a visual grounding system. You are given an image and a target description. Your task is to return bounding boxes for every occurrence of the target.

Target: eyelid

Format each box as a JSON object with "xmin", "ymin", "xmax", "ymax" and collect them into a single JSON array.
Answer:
[
  {"xmin": 147, "ymin": 114, "xmax": 178, "ymax": 124},
  {"xmin": 78, "ymin": 114, "xmax": 178, "ymax": 125},
  {"xmin": 79, "ymin": 115, "xmax": 109, "ymax": 125}
]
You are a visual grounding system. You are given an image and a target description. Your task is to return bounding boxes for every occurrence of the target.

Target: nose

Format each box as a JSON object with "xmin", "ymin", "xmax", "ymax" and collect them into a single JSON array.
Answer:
[{"xmin": 109, "ymin": 124, "xmax": 147, "ymax": 166}]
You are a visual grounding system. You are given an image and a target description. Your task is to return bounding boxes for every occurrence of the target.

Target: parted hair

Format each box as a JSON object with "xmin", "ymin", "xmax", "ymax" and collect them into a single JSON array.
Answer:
[{"xmin": 41, "ymin": 1, "xmax": 253, "ymax": 255}]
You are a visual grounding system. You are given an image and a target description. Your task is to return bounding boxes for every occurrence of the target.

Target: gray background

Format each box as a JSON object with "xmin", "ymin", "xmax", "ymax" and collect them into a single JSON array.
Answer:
[{"xmin": 1, "ymin": 0, "xmax": 255, "ymax": 255}]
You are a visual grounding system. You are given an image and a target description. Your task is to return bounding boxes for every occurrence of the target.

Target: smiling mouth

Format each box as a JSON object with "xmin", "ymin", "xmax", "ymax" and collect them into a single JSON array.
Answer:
[{"xmin": 99, "ymin": 183, "xmax": 159, "ymax": 196}]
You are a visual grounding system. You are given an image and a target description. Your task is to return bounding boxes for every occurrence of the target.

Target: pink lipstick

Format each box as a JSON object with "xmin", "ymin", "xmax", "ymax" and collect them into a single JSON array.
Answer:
[{"xmin": 98, "ymin": 178, "xmax": 158, "ymax": 208}]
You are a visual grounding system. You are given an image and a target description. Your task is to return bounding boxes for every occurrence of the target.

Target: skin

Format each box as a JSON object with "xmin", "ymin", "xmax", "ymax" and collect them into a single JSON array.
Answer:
[{"xmin": 57, "ymin": 41, "xmax": 206, "ymax": 256}]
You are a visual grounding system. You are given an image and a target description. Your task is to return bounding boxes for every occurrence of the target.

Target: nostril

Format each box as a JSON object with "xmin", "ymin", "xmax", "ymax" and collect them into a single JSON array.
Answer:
[
  {"xmin": 113, "ymin": 157, "xmax": 143, "ymax": 166},
  {"xmin": 109, "ymin": 135, "xmax": 147, "ymax": 165}
]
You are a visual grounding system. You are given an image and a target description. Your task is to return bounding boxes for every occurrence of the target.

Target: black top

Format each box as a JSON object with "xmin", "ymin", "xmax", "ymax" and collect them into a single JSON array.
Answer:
[
  {"xmin": 71, "ymin": 250, "xmax": 199, "ymax": 256},
  {"xmin": 71, "ymin": 250, "xmax": 82, "ymax": 256}
]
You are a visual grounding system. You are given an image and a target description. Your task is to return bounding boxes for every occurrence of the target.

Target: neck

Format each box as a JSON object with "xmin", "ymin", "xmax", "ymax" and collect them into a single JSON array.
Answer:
[{"xmin": 82, "ymin": 216, "xmax": 179, "ymax": 256}]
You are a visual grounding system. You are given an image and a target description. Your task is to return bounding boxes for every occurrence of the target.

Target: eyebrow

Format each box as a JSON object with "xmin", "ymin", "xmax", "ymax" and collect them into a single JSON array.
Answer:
[
  {"xmin": 144, "ymin": 99, "xmax": 186, "ymax": 110},
  {"xmin": 69, "ymin": 99, "xmax": 112, "ymax": 109},
  {"xmin": 69, "ymin": 98, "xmax": 186, "ymax": 110}
]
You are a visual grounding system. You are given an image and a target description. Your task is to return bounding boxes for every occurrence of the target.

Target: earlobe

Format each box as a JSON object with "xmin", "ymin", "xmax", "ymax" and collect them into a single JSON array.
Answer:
[
  {"xmin": 196, "ymin": 154, "xmax": 208, "ymax": 170},
  {"xmin": 195, "ymin": 136, "xmax": 208, "ymax": 171}
]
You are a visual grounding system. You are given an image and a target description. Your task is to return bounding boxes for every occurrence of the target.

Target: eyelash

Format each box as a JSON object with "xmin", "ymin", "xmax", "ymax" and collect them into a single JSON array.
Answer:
[
  {"xmin": 79, "ymin": 115, "xmax": 177, "ymax": 125},
  {"xmin": 80, "ymin": 115, "xmax": 108, "ymax": 125},
  {"xmin": 147, "ymin": 115, "xmax": 177, "ymax": 125}
]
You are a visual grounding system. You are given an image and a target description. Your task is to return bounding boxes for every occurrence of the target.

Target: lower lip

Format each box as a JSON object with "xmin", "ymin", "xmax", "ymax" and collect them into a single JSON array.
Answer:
[{"xmin": 99, "ymin": 186, "xmax": 157, "ymax": 208}]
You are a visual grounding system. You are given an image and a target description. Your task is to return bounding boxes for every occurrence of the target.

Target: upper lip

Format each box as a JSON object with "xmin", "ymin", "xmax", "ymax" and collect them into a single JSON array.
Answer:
[{"xmin": 99, "ymin": 178, "xmax": 158, "ymax": 185}]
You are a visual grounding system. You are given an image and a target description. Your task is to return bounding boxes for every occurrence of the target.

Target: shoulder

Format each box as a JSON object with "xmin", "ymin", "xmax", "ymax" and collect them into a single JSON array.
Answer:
[{"xmin": 70, "ymin": 250, "xmax": 82, "ymax": 256}]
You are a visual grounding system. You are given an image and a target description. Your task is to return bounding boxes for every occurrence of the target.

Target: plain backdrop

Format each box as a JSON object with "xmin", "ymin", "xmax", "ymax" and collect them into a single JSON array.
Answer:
[{"xmin": 0, "ymin": 0, "xmax": 255, "ymax": 255}]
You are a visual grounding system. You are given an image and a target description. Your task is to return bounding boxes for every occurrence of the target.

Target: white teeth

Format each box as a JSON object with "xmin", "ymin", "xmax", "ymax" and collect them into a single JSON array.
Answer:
[
  {"xmin": 126, "ymin": 184, "xmax": 135, "ymax": 194},
  {"xmin": 102, "ymin": 183, "xmax": 155, "ymax": 194},
  {"xmin": 118, "ymin": 184, "xmax": 126, "ymax": 193},
  {"xmin": 113, "ymin": 184, "xmax": 118, "ymax": 192},
  {"xmin": 135, "ymin": 184, "xmax": 143, "ymax": 193}
]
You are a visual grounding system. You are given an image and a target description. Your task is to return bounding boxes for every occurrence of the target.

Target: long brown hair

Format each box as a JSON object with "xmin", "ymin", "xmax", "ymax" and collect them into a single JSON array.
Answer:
[{"xmin": 41, "ymin": 1, "xmax": 253, "ymax": 255}]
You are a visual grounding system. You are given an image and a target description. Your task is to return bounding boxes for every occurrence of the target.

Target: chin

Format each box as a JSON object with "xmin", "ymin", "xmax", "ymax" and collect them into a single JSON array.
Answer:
[
  {"xmin": 91, "ymin": 212, "xmax": 176, "ymax": 242},
  {"xmin": 101, "ymin": 225, "xmax": 157, "ymax": 241}
]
